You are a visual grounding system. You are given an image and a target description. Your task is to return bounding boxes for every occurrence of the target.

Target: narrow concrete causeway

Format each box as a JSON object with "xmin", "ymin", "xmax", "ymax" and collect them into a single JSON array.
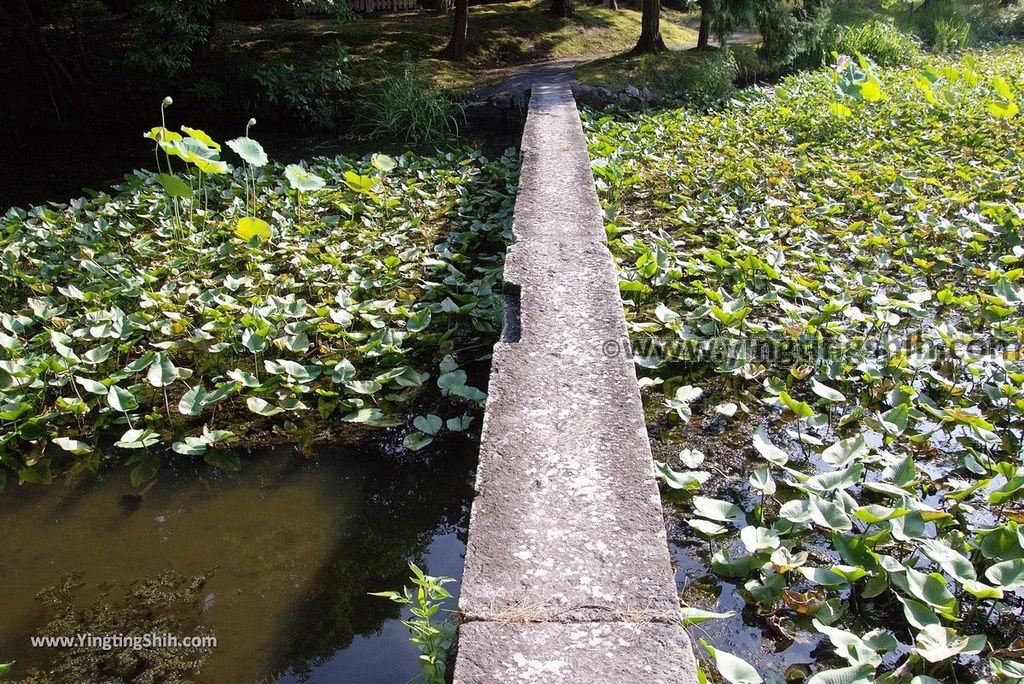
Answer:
[{"xmin": 454, "ymin": 77, "xmax": 698, "ymax": 682}]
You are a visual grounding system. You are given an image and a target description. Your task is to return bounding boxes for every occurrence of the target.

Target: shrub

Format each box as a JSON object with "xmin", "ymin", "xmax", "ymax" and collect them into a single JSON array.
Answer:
[
  {"xmin": 932, "ymin": 14, "xmax": 972, "ymax": 52},
  {"xmin": 127, "ymin": 0, "xmax": 223, "ymax": 79},
  {"xmin": 251, "ymin": 43, "xmax": 353, "ymax": 127},
  {"xmin": 897, "ymin": 0, "xmax": 972, "ymax": 49},
  {"xmin": 794, "ymin": 20, "xmax": 839, "ymax": 69},
  {"xmin": 986, "ymin": 3, "xmax": 1024, "ymax": 39},
  {"xmin": 357, "ymin": 62, "xmax": 462, "ymax": 143},
  {"xmin": 625, "ymin": 49, "xmax": 740, "ymax": 103},
  {"xmin": 1002, "ymin": 9, "xmax": 1024, "ymax": 37},
  {"xmin": 797, "ymin": 17, "xmax": 922, "ymax": 69},
  {"xmin": 835, "ymin": 19, "xmax": 922, "ymax": 66},
  {"xmin": 293, "ymin": 0, "xmax": 358, "ymax": 21},
  {"xmin": 756, "ymin": 0, "xmax": 835, "ymax": 72},
  {"xmin": 687, "ymin": 48, "xmax": 740, "ymax": 101}
]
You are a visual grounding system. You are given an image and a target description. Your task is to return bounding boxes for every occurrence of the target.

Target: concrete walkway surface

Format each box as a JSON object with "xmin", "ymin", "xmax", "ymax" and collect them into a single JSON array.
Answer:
[{"xmin": 453, "ymin": 74, "xmax": 698, "ymax": 683}]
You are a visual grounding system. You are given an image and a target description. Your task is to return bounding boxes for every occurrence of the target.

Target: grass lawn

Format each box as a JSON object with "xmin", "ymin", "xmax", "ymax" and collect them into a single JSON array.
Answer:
[
  {"xmin": 573, "ymin": 42, "xmax": 763, "ymax": 93},
  {"xmin": 216, "ymin": 0, "xmax": 697, "ymax": 94}
]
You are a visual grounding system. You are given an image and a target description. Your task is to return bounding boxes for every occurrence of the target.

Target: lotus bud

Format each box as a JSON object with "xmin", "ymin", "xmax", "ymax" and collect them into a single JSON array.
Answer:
[
  {"xmin": 248, "ymin": 118, "xmax": 257, "ymax": 127},
  {"xmin": 162, "ymin": 96, "xmax": 174, "ymax": 108}
]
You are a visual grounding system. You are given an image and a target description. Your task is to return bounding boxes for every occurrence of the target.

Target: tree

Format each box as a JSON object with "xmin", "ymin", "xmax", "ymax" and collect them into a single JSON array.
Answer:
[
  {"xmin": 604, "ymin": 0, "xmax": 619, "ymax": 9},
  {"xmin": 632, "ymin": 0, "xmax": 666, "ymax": 53},
  {"xmin": 550, "ymin": 0, "xmax": 575, "ymax": 18},
  {"xmin": 128, "ymin": 0, "xmax": 224, "ymax": 78},
  {"xmin": 707, "ymin": 0, "xmax": 754, "ymax": 49},
  {"xmin": 442, "ymin": 0, "xmax": 468, "ymax": 59},
  {"xmin": 696, "ymin": 0, "xmax": 832, "ymax": 69},
  {"xmin": 755, "ymin": 0, "xmax": 832, "ymax": 70},
  {"xmin": 696, "ymin": 0, "xmax": 712, "ymax": 48}
]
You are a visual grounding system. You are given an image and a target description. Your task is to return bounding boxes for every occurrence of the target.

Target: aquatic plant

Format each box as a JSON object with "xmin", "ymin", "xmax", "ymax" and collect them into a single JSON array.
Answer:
[
  {"xmin": 371, "ymin": 563, "xmax": 456, "ymax": 684},
  {"xmin": 17, "ymin": 570, "xmax": 214, "ymax": 683},
  {"xmin": 829, "ymin": 20, "xmax": 923, "ymax": 67},
  {"xmin": 357, "ymin": 60, "xmax": 463, "ymax": 144},
  {"xmin": 226, "ymin": 117, "xmax": 271, "ymax": 242},
  {"xmin": 586, "ymin": 46, "xmax": 1024, "ymax": 683},
  {"xmin": 933, "ymin": 14, "xmax": 973, "ymax": 53},
  {"xmin": 144, "ymin": 97, "xmax": 231, "ymax": 237},
  {"xmin": 0, "ymin": 108, "xmax": 516, "ymax": 488}
]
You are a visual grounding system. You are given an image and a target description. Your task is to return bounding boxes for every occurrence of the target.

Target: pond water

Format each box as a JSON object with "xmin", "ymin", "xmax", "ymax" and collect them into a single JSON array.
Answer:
[
  {"xmin": 651, "ymin": 368, "xmax": 1018, "ymax": 682},
  {"xmin": 671, "ymin": 541, "xmax": 821, "ymax": 677},
  {"xmin": 0, "ymin": 434, "xmax": 475, "ymax": 683}
]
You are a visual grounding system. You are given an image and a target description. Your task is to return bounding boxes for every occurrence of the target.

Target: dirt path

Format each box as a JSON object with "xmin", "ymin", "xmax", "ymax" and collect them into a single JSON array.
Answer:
[
  {"xmin": 473, "ymin": 55, "xmax": 598, "ymax": 98},
  {"xmin": 472, "ymin": 30, "xmax": 760, "ymax": 97}
]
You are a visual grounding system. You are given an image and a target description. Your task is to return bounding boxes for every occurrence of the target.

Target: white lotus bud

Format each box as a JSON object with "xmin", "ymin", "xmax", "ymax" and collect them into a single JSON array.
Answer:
[
  {"xmin": 248, "ymin": 118, "xmax": 257, "ymax": 127},
  {"xmin": 162, "ymin": 96, "xmax": 174, "ymax": 107}
]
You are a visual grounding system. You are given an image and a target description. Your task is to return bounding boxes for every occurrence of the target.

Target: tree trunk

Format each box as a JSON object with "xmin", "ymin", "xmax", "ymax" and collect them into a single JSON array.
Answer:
[
  {"xmin": 442, "ymin": 0, "xmax": 468, "ymax": 59},
  {"xmin": 550, "ymin": 0, "xmax": 575, "ymax": 17},
  {"xmin": 631, "ymin": 0, "xmax": 665, "ymax": 54},
  {"xmin": 603, "ymin": 0, "xmax": 618, "ymax": 9},
  {"xmin": 697, "ymin": 0, "xmax": 711, "ymax": 49}
]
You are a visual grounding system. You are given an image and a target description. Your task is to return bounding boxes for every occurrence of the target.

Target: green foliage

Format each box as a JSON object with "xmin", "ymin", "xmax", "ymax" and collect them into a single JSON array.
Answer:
[
  {"xmin": 829, "ymin": 19, "xmax": 923, "ymax": 67},
  {"xmin": 895, "ymin": 0, "xmax": 971, "ymax": 49},
  {"xmin": 688, "ymin": 48, "xmax": 740, "ymax": 101},
  {"xmin": 702, "ymin": 0, "xmax": 832, "ymax": 72},
  {"xmin": 932, "ymin": 13, "xmax": 973, "ymax": 53},
  {"xmin": 294, "ymin": 0, "xmax": 359, "ymax": 21},
  {"xmin": 251, "ymin": 43, "xmax": 353, "ymax": 127},
  {"xmin": 357, "ymin": 61, "xmax": 462, "ymax": 144},
  {"xmin": 704, "ymin": 0, "xmax": 756, "ymax": 48},
  {"xmin": 0, "ymin": 114, "xmax": 516, "ymax": 487},
  {"xmin": 599, "ymin": 48, "xmax": 740, "ymax": 103},
  {"xmin": 988, "ymin": 4, "xmax": 1024, "ymax": 39},
  {"xmin": 370, "ymin": 563, "xmax": 456, "ymax": 684},
  {"xmin": 756, "ymin": 0, "xmax": 835, "ymax": 71},
  {"xmin": 879, "ymin": 0, "xmax": 1020, "ymax": 45},
  {"xmin": 700, "ymin": 639, "xmax": 762, "ymax": 684},
  {"xmin": 585, "ymin": 46, "xmax": 1024, "ymax": 683},
  {"xmin": 127, "ymin": 0, "xmax": 223, "ymax": 79}
]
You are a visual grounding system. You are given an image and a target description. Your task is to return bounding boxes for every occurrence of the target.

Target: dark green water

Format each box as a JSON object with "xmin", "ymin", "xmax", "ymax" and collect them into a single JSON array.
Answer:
[{"xmin": 0, "ymin": 435, "xmax": 475, "ymax": 683}]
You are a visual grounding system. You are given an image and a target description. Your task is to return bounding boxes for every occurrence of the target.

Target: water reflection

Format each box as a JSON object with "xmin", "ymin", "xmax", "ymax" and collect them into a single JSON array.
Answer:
[
  {"xmin": 0, "ymin": 434, "xmax": 474, "ymax": 683},
  {"xmin": 672, "ymin": 541, "xmax": 820, "ymax": 677}
]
